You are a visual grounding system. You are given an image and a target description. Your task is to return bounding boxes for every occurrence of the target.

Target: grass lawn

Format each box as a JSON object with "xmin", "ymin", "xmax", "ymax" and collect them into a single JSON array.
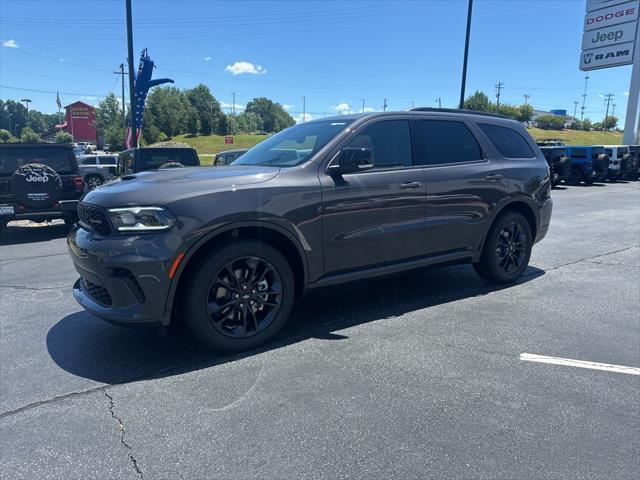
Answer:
[{"xmin": 527, "ymin": 127, "xmax": 622, "ymax": 145}]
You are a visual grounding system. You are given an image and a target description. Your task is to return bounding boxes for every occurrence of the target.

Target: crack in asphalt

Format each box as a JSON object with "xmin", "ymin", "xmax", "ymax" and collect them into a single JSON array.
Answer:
[
  {"xmin": 0, "ymin": 244, "xmax": 637, "ymax": 421},
  {"xmin": 0, "ymin": 252, "xmax": 69, "ymax": 267},
  {"xmin": 0, "ymin": 284, "xmax": 71, "ymax": 291},
  {"xmin": 104, "ymin": 391, "xmax": 144, "ymax": 480}
]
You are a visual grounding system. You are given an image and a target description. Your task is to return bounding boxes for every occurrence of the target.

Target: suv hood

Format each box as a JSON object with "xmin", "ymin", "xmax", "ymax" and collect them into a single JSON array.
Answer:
[{"xmin": 83, "ymin": 166, "xmax": 280, "ymax": 207}]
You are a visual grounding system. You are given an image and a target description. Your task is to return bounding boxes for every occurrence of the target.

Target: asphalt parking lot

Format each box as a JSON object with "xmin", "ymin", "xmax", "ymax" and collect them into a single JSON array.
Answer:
[{"xmin": 1, "ymin": 181, "xmax": 639, "ymax": 480}]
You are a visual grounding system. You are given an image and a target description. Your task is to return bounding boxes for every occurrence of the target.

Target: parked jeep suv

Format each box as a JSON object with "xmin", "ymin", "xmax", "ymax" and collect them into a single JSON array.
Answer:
[
  {"xmin": 68, "ymin": 110, "xmax": 552, "ymax": 352},
  {"xmin": 1, "ymin": 143, "xmax": 84, "ymax": 229},
  {"xmin": 118, "ymin": 147, "xmax": 200, "ymax": 175}
]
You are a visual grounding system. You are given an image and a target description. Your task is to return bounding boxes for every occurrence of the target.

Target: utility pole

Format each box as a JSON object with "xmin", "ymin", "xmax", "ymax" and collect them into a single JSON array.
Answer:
[
  {"xmin": 210, "ymin": 99, "xmax": 214, "ymax": 135},
  {"xmin": 603, "ymin": 93, "xmax": 614, "ymax": 127},
  {"xmin": 302, "ymin": 96, "xmax": 306, "ymax": 122},
  {"xmin": 459, "ymin": 0, "xmax": 474, "ymax": 109},
  {"xmin": 623, "ymin": 19, "xmax": 639, "ymax": 144},
  {"xmin": 231, "ymin": 92, "xmax": 236, "ymax": 134},
  {"xmin": 523, "ymin": 94, "xmax": 530, "ymax": 106},
  {"xmin": 573, "ymin": 100, "xmax": 579, "ymax": 119},
  {"xmin": 611, "ymin": 103, "xmax": 616, "ymax": 117},
  {"xmin": 361, "ymin": 98, "xmax": 365, "ymax": 113},
  {"xmin": 113, "ymin": 63, "xmax": 127, "ymax": 125},
  {"xmin": 125, "ymin": 0, "xmax": 137, "ymax": 148},
  {"xmin": 21, "ymin": 98, "xmax": 32, "ymax": 128},
  {"xmin": 580, "ymin": 74, "xmax": 589, "ymax": 122},
  {"xmin": 411, "ymin": 100, "xmax": 415, "ymax": 109},
  {"xmin": 435, "ymin": 98, "xmax": 441, "ymax": 108},
  {"xmin": 348, "ymin": 104, "xmax": 351, "ymax": 115},
  {"xmin": 382, "ymin": 98, "xmax": 387, "ymax": 112},
  {"xmin": 495, "ymin": 82, "xmax": 503, "ymax": 108}
]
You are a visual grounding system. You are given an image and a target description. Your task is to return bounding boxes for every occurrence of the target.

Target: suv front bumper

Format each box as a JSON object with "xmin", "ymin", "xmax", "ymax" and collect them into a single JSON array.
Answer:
[{"xmin": 68, "ymin": 224, "xmax": 185, "ymax": 327}]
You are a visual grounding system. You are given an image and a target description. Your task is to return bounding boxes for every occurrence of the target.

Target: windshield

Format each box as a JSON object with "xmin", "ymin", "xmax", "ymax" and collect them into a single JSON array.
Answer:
[
  {"xmin": 232, "ymin": 120, "xmax": 354, "ymax": 167},
  {"xmin": 0, "ymin": 148, "xmax": 75, "ymax": 175}
]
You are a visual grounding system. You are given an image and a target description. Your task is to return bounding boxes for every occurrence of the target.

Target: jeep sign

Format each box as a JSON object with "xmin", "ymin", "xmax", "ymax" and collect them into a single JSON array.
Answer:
[
  {"xmin": 581, "ymin": 21, "xmax": 638, "ymax": 49},
  {"xmin": 580, "ymin": 42, "xmax": 636, "ymax": 70},
  {"xmin": 581, "ymin": 0, "xmax": 639, "ymax": 71},
  {"xmin": 584, "ymin": 0, "xmax": 638, "ymax": 31}
]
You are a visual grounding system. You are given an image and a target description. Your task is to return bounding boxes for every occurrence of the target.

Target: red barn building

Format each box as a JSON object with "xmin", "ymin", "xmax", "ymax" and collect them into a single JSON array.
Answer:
[{"xmin": 62, "ymin": 101, "xmax": 97, "ymax": 143}]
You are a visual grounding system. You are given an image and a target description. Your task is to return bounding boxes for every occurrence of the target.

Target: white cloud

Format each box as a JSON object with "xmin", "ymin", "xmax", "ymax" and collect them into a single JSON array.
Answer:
[
  {"xmin": 282, "ymin": 104, "xmax": 294, "ymax": 111},
  {"xmin": 203, "ymin": 56, "xmax": 212, "ymax": 61},
  {"xmin": 225, "ymin": 61, "xmax": 266, "ymax": 75},
  {"xmin": 220, "ymin": 101, "xmax": 246, "ymax": 112},
  {"xmin": 334, "ymin": 102, "xmax": 352, "ymax": 115},
  {"xmin": 363, "ymin": 107, "xmax": 376, "ymax": 113},
  {"xmin": 624, "ymin": 91, "xmax": 629, "ymax": 96},
  {"xmin": 2, "ymin": 39, "xmax": 19, "ymax": 48},
  {"xmin": 295, "ymin": 113, "xmax": 313, "ymax": 123}
]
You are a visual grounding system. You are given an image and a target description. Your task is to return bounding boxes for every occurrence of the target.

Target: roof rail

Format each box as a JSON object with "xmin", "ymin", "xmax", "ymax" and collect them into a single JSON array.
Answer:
[{"xmin": 409, "ymin": 107, "xmax": 508, "ymax": 119}]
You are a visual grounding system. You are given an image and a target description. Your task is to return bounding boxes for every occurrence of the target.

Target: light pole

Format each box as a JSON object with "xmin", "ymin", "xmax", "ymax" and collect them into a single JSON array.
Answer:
[
  {"xmin": 459, "ymin": 0, "xmax": 473, "ymax": 109},
  {"xmin": 126, "ymin": 0, "xmax": 137, "ymax": 148},
  {"xmin": 21, "ymin": 99, "xmax": 32, "ymax": 128}
]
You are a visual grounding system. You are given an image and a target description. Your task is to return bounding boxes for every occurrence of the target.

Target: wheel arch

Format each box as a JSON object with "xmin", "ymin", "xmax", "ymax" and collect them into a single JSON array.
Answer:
[
  {"xmin": 167, "ymin": 221, "xmax": 309, "ymax": 314},
  {"xmin": 479, "ymin": 199, "xmax": 538, "ymax": 253}
]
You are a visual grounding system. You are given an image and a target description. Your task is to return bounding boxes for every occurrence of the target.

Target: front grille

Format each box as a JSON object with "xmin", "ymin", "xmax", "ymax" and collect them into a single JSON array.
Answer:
[
  {"xmin": 78, "ymin": 203, "xmax": 111, "ymax": 235},
  {"xmin": 83, "ymin": 278, "xmax": 112, "ymax": 306}
]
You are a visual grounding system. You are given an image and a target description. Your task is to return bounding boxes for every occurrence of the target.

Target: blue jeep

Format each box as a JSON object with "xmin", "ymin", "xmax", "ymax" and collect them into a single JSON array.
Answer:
[{"xmin": 563, "ymin": 146, "xmax": 609, "ymax": 185}]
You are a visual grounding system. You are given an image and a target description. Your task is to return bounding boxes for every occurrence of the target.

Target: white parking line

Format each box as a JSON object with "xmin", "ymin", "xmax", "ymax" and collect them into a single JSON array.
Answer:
[{"xmin": 520, "ymin": 353, "xmax": 640, "ymax": 376}]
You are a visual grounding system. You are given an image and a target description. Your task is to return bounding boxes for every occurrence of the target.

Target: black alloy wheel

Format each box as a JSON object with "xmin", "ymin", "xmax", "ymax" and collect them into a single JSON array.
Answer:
[
  {"xmin": 474, "ymin": 211, "xmax": 532, "ymax": 283},
  {"xmin": 495, "ymin": 221, "xmax": 527, "ymax": 274},
  {"xmin": 206, "ymin": 256, "xmax": 283, "ymax": 338},
  {"xmin": 181, "ymin": 239, "xmax": 295, "ymax": 352}
]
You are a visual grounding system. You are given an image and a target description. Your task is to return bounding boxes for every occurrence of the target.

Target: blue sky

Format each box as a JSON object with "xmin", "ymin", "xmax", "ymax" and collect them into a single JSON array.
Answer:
[{"xmin": 0, "ymin": 0, "xmax": 634, "ymax": 123}]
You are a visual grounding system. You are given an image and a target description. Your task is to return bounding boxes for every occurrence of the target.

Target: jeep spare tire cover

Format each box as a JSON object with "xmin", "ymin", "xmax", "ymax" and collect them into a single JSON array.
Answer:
[
  {"xmin": 158, "ymin": 161, "xmax": 185, "ymax": 169},
  {"xmin": 11, "ymin": 163, "xmax": 62, "ymax": 208}
]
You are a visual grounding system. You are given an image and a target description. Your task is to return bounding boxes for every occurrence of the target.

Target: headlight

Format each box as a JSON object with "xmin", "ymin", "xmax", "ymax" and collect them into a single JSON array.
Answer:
[{"xmin": 107, "ymin": 206, "xmax": 176, "ymax": 232}]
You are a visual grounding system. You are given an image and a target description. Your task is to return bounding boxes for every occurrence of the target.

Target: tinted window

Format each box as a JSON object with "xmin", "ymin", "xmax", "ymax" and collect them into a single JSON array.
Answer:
[
  {"xmin": 570, "ymin": 148, "xmax": 586, "ymax": 158},
  {"xmin": 605, "ymin": 148, "xmax": 613, "ymax": 157},
  {"xmin": 479, "ymin": 124, "xmax": 534, "ymax": 158},
  {"xmin": 0, "ymin": 148, "xmax": 75, "ymax": 175},
  {"xmin": 414, "ymin": 120, "xmax": 482, "ymax": 165},
  {"xmin": 97, "ymin": 156, "xmax": 117, "ymax": 164},
  {"xmin": 81, "ymin": 157, "xmax": 97, "ymax": 165},
  {"xmin": 347, "ymin": 120, "xmax": 412, "ymax": 168}
]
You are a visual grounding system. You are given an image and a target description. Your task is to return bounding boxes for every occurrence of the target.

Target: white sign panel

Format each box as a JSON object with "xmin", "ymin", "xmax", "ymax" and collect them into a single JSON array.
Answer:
[
  {"xmin": 581, "ymin": 21, "xmax": 638, "ymax": 49},
  {"xmin": 584, "ymin": 0, "xmax": 639, "ymax": 31},
  {"xmin": 580, "ymin": 41, "xmax": 636, "ymax": 70},
  {"xmin": 587, "ymin": 0, "xmax": 631, "ymax": 12}
]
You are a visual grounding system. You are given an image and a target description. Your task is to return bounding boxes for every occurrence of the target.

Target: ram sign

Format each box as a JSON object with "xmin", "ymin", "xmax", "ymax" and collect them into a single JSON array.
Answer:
[{"xmin": 580, "ymin": 0, "xmax": 639, "ymax": 71}]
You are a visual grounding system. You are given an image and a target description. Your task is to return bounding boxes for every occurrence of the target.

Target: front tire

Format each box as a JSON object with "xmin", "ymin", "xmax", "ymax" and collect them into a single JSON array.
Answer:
[
  {"xmin": 566, "ymin": 167, "xmax": 583, "ymax": 185},
  {"xmin": 181, "ymin": 239, "xmax": 295, "ymax": 352},
  {"xmin": 474, "ymin": 211, "xmax": 532, "ymax": 283}
]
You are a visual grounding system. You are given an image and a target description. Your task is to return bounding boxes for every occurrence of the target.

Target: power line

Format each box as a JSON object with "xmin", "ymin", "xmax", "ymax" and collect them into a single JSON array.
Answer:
[
  {"xmin": 603, "ymin": 93, "xmax": 614, "ymax": 127},
  {"xmin": 580, "ymin": 74, "xmax": 589, "ymax": 121},
  {"xmin": 495, "ymin": 82, "xmax": 503, "ymax": 107}
]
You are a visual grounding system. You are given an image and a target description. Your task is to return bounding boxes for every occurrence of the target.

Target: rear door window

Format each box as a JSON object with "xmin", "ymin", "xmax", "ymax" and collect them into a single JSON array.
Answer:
[
  {"xmin": 0, "ymin": 148, "xmax": 75, "ymax": 175},
  {"xmin": 414, "ymin": 120, "xmax": 483, "ymax": 165},
  {"xmin": 479, "ymin": 124, "xmax": 535, "ymax": 158},
  {"xmin": 347, "ymin": 120, "xmax": 412, "ymax": 168},
  {"xmin": 81, "ymin": 157, "xmax": 97, "ymax": 165}
]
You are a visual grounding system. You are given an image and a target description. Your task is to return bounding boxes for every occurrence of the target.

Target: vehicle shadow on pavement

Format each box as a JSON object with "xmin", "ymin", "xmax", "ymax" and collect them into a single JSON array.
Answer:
[
  {"xmin": 47, "ymin": 264, "xmax": 544, "ymax": 385},
  {"xmin": 0, "ymin": 223, "xmax": 71, "ymax": 246}
]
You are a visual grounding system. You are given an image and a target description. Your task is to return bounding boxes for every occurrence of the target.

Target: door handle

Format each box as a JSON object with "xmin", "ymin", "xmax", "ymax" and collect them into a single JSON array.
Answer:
[
  {"xmin": 399, "ymin": 181, "xmax": 422, "ymax": 189},
  {"xmin": 485, "ymin": 174, "xmax": 503, "ymax": 181}
]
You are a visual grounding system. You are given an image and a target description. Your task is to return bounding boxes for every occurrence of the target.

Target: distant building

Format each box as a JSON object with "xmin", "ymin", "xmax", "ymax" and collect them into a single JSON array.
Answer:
[{"xmin": 52, "ymin": 101, "xmax": 97, "ymax": 143}]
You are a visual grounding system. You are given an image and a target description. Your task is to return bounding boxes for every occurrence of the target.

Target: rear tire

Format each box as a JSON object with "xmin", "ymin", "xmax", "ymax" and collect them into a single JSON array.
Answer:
[
  {"xmin": 181, "ymin": 239, "xmax": 295, "ymax": 352},
  {"xmin": 474, "ymin": 211, "xmax": 532, "ymax": 284},
  {"xmin": 566, "ymin": 166, "xmax": 583, "ymax": 185}
]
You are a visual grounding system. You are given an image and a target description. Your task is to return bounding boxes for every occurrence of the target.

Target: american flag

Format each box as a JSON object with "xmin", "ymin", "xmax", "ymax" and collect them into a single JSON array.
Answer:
[{"xmin": 125, "ymin": 71, "xmax": 146, "ymax": 149}]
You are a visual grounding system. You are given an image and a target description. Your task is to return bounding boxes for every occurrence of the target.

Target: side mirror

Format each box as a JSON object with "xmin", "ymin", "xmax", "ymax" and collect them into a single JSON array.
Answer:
[{"xmin": 328, "ymin": 147, "xmax": 375, "ymax": 176}]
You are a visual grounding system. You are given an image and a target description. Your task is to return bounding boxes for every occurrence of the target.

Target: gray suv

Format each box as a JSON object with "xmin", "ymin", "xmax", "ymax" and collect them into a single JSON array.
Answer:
[{"xmin": 68, "ymin": 110, "xmax": 553, "ymax": 352}]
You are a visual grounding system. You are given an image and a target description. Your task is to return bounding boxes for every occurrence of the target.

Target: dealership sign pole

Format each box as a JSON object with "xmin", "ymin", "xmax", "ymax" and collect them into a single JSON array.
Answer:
[{"xmin": 580, "ymin": 0, "xmax": 640, "ymax": 143}]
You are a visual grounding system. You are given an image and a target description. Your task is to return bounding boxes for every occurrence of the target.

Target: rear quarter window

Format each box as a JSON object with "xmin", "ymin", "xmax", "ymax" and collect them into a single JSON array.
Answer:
[
  {"xmin": 479, "ymin": 124, "xmax": 535, "ymax": 159},
  {"xmin": 0, "ymin": 148, "xmax": 75, "ymax": 175}
]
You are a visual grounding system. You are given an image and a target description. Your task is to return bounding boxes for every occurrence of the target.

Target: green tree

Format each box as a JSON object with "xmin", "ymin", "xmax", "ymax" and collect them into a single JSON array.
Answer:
[
  {"xmin": 602, "ymin": 115, "xmax": 617, "ymax": 130},
  {"xmin": 185, "ymin": 106, "xmax": 200, "ymax": 135},
  {"xmin": 516, "ymin": 104, "xmax": 534, "ymax": 122},
  {"xmin": 185, "ymin": 84, "xmax": 222, "ymax": 135},
  {"xmin": 245, "ymin": 97, "xmax": 295, "ymax": 133},
  {"xmin": 20, "ymin": 127, "xmax": 41, "ymax": 142},
  {"xmin": 536, "ymin": 115, "xmax": 565, "ymax": 130},
  {"xmin": 0, "ymin": 129, "xmax": 11, "ymax": 143},
  {"xmin": 580, "ymin": 118, "xmax": 593, "ymax": 131},
  {"xmin": 463, "ymin": 91, "xmax": 491, "ymax": 112},
  {"xmin": 145, "ymin": 87, "xmax": 191, "ymax": 137},
  {"xmin": 54, "ymin": 131, "xmax": 73, "ymax": 143},
  {"xmin": 95, "ymin": 93, "xmax": 122, "ymax": 130},
  {"xmin": 104, "ymin": 124, "xmax": 126, "ymax": 151}
]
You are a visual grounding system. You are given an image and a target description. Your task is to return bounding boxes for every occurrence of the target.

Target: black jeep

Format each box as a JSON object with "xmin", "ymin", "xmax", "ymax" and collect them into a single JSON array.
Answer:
[
  {"xmin": 539, "ymin": 146, "xmax": 571, "ymax": 187},
  {"xmin": 118, "ymin": 147, "xmax": 200, "ymax": 175},
  {"xmin": 0, "ymin": 143, "xmax": 84, "ymax": 229}
]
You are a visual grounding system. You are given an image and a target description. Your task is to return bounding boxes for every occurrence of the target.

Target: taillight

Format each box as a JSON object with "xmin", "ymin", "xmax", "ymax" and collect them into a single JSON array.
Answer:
[{"xmin": 73, "ymin": 176, "xmax": 84, "ymax": 192}]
